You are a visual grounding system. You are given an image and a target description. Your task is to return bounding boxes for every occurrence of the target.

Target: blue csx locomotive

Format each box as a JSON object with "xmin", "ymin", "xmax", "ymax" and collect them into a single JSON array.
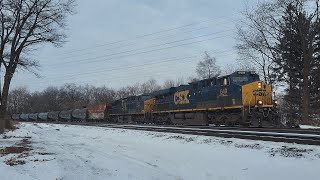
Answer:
[
  {"xmin": 109, "ymin": 71, "xmax": 279, "ymax": 127},
  {"xmin": 12, "ymin": 71, "xmax": 279, "ymax": 127}
]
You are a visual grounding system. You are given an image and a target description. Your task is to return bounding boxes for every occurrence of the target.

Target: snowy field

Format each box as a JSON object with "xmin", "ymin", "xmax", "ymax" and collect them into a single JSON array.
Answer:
[
  {"xmin": 300, "ymin": 124, "xmax": 320, "ymax": 129},
  {"xmin": 1, "ymin": 123, "xmax": 320, "ymax": 180}
]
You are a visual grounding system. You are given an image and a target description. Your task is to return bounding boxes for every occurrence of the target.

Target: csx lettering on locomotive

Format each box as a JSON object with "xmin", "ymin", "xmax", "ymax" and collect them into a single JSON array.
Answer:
[{"xmin": 174, "ymin": 90, "xmax": 190, "ymax": 105}]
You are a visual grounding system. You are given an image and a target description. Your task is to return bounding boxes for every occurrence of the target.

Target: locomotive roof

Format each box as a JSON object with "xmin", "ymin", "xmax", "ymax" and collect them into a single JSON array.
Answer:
[
  {"xmin": 217, "ymin": 71, "xmax": 257, "ymax": 79},
  {"xmin": 111, "ymin": 71, "xmax": 259, "ymax": 102},
  {"xmin": 152, "ymin": 87, "xmax": 176, "ymax": 97}
]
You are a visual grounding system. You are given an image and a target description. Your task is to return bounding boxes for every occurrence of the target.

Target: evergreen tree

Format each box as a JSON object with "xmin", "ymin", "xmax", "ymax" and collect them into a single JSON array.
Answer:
[
  {"xmin": 274, "ymin": 2, "xmax": 320, "ymax": 124},
  {"xmin": 274, "ymin": 3, "xmax": 303, "ymax": 122},
  {"xmin": 310, "ymin": 20, "xmax": 320, "ymax": 116}
]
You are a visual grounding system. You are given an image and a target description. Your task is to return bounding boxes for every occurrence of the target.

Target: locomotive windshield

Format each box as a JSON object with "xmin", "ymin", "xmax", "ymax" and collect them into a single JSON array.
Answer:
[
  {"xmin": 231, "ymin": 71, "xmax": 260, "ymax": 85},
  {"xmin": 232, "ymin": 76, "xmax": 249, "ymax": 84}
]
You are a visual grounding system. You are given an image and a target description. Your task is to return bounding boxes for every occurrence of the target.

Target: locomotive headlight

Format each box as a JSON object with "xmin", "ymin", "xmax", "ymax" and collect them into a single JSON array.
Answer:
[
  {"xmin": 257, "ymin": 100, "xmax": 263, "ymax": 105},
  {"xmin": 258, "ymin": 82, "xmax": 262, "ymax": 89},
  {"xmin": 274, "ymin": 100, "xmax": 278, "ymax": 104}
]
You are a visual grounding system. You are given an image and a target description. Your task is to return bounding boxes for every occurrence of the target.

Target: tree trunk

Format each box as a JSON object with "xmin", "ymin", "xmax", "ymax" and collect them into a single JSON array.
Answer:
[
  {"xmin": 301, "ymin": 54, "xmax": 311, "ymax": 124},
  {"xmin": 262, "ymin": 63, "xmax": 267, "ymax": 83},
  {"xmin": 0, "ymin": 71, "xmax": 13, "ymax": 130},
  {"xmin": 288, "ymin": 76, "xmax": 294, "ymax": 124}
]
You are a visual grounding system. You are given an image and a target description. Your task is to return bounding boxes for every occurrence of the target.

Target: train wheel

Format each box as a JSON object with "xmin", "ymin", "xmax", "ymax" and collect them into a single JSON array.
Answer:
[
  {"xmin": 250, "ymin": 110, "xmax": 263, "ymax": 127},
  {"xmin": 258, "ymin": 117, "xmax": 262, "ymax": 128},
  {"xmin": 219, "ymin": 115, "xmax": 228, "ymax": 126}
]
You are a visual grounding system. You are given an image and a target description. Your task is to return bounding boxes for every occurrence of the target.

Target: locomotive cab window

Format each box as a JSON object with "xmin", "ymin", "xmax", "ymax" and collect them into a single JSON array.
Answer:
[
  {"xmin": 210, "ymin": 79, "xmax": 215, "ymax": 86},
  {"xmin": 221, "ymin": 77, "xmax": 230, "ymax": 86},
  {"xmin": 206, "ymin": 79, "xmax": 212, "ymax": 87}
]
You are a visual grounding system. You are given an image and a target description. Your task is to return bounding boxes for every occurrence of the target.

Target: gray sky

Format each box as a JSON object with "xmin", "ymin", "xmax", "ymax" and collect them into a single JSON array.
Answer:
[{"xmin": 11, "ymin": 0, "xmax": 257, "ymax": 92}]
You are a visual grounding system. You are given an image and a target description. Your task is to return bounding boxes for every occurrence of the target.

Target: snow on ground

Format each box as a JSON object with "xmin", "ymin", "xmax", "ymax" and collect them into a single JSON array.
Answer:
[
  {"xmin": 1, "ymin": 123, "xmax": 320, "ymax": 180},
  {"xmin": 300, "ymin": 124, "xmax": 320, "ymax": 129}
]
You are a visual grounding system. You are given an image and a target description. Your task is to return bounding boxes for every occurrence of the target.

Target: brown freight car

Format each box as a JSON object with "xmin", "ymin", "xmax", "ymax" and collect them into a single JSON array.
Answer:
[{"xmin": 87, "ymin": 103, "xmax": 111, "ymax": 122}]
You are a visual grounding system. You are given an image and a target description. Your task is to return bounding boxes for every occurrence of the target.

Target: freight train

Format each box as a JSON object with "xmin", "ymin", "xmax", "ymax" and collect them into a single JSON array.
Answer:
[
  {"xmin": 13, "ymin": 104, "xmax": 110, "ymax": 122},
  {"xmin": 11, "ymin": 71, "xmax": 280, "ymax": 127}
]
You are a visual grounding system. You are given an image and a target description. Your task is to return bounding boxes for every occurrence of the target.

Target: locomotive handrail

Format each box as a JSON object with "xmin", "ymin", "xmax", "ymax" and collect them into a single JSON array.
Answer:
[
  {"xmin": 242, "ymin": 91, "xmax": 254, "ymax": 114},
  {"xmin": 242, "ymin": 92, "xmax": 248, "ymax": 117},
  {"xmin": 242, "ymin": 92, "xmax": 249, "ymax": 118}
]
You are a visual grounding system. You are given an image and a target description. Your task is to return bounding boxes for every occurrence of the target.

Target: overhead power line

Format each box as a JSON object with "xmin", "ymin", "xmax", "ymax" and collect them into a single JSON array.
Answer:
[
  {"xmin": 56, "ymin": 25, "xmax": 213, "ymax": 61},
  {"xmin": 44, "ymin": 31, "xmax": 234, "ymax": 70},
  {"xmin": 20, "ymin": 50, "xmax": 235, "ymax": 86},
  {"xmin": 56, "ymin": 16, "xmax": 238, "ymax": 56},
  {"xmin": 32, "ymin": 54, "xmax": 235, "ymax": 90}
]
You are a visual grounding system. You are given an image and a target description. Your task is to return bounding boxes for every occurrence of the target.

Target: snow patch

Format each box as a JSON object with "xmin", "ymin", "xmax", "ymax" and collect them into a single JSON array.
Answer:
[
  {"xmin": 1, "ymin": 122, "xmax": 320, "ymax": 180},
  {"xmin": 299, "ymin": 124, "xmax": 320, "ymax": 129}
]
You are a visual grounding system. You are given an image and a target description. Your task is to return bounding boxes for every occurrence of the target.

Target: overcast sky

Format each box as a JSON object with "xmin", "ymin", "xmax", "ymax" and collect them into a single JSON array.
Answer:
[{"xmin": 11, "ymin": 0, "xmax": 257, "ymax": 92}]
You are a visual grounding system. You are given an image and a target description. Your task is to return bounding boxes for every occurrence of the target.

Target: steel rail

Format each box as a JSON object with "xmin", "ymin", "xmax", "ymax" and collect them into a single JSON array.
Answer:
[
  {"xmin": 97, "ymin": 124, "xmax": 320, "ymax": 146},
  {"xmin": 22, "ymin": 121, "xmax": 320, "ymax": 145}
]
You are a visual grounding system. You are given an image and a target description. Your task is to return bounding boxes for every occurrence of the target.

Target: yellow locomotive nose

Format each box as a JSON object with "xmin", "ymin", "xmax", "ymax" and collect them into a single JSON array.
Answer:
[
  {"xmin": 241, "ymin": 81, "xmax": 277, "ymax": 127},
  {"xmin": 242, "ymin": 81, "xmax": 273, "ymax": 107}
]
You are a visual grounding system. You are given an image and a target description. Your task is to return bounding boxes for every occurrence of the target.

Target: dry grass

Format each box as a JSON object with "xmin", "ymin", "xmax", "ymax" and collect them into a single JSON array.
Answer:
[
  {"xmin": 311, "ymin": 120, "xmax": 320, "ymax": 127},
  {"xmin": 5, "ymin": 158, "xmax": 26, "ymax": 166},
  {"xmin": 0, "ymin": 120, "xmax": 19, "ymax": 134},
  {"xmin": 0, "ymin": 138, "xmax": 33, "ymax": 166},
  {"xmin": 0, "ymin": 120, "xmax": 4, "ymax": 134},
  {"xmin": 0, "ymin": 146, "xmax": 31, "ymax": 156},
  {"xmin": 0, "ymin": 138, "xmax": 32, "ymax": 157},
  {"xmin": 6, "ymin": 120, "xmax": 19, "ymax": 130},
  {"xmin": 1, "ymin": 137, "xmax": 55, "ymax": 166}
]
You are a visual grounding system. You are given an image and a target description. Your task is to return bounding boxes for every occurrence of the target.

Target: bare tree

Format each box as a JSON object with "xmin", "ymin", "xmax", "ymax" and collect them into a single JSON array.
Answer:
[
  {"xmin": 90, "ymin": 86, "xmax": 116, "ymax": 104},
  {"xmin": 7, "ymin": 86, "xmax": 31, "ymax": 114},
  {"xmin": 80, "ymin": 84, "xmax": 94, "ymax": 105},
  {"xmin": 175, "ymin": 77, "xmax": 185, "ymax": 86},
  {"xmin": 41, "ymin": 86, "xmax": 61, "ymax": 111},
  {"xmin": 235, "ymin": 0, "xmax": 284, "ymax": 84},
  {"xmin": 0, "ymin": 0, "xmax": 75, "ymax": 130},
  {"xmin": 196, "ymin": 51, "xmax": 221, "ymax": 79},
  {"xmin": 236, "ymin": 0, "xmax": 320, "ymax": 123},
  {"xmin": 140, "ymin": 78, "xmax": 161, "ymax": 94},
  {"xmin": 60, "ymin": 83, "xmax": 84, "ymax": 109},
  {"xmin": 127, "ymin": 83, "xmax": 141, "ymax": 96},
  {"xmin": 162, "ymin": 77, "xmax": 185, "ymax": 89},
  {"xmin": 116, "ymin": 87, "xmax": 130, "ymax": 99},
  {"xmin": 187, "ymin": 76, "xmax": 199, "ymax": 83},
  {"xmin": 221, "ymin": 62, "xmax": 256, "ymax": 76},
  {"xmin": 162, "ymin": 79, "xmax": 175, "ymax": 89}
]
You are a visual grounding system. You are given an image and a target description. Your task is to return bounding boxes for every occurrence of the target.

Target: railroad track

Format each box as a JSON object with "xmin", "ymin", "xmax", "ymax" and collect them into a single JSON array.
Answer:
[
  {"xmin": 98, "ymin": 124, "xmax": 320, "ymax": 146},
  {"xmin": 103, "ymin": 124, "xmax": 320, "ymax": 135},
  {"xmin": 25, "ymin": 121, "xmax": 320, "ymax": 146}
]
